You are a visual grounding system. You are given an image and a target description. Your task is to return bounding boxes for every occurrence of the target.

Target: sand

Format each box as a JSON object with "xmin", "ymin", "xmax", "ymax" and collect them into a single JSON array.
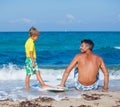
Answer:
[{"xmin": 0, "ymin": 91, "xmax": 120, "ymax": 107}]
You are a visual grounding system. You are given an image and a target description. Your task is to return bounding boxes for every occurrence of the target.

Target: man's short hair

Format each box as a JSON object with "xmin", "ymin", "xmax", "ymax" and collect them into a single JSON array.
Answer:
[
  {"xmin": 81, "ymin": 39, "xmax": 94, "ymax": 51},
  {"xmin": 29, "ymin": 27, "xmax": 39, "ymax": 36}
]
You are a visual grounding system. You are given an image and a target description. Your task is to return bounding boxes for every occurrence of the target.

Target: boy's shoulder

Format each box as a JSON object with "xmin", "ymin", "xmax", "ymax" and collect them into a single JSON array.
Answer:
[
  {"xmin": 25, "ymin": 38, "xmax": 34, "ymax": 47},
  {"xmin": 26, "ymin": 38, "xmax": 33, "ymax": 43},
  {"xmin": 27, "ymin": 37, "xmax": 32, "ymax": 41}
]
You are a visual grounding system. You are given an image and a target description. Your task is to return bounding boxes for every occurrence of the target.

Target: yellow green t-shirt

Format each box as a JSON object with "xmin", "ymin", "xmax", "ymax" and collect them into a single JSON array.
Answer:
[{"xmin": 25, "ymin": 38, "xmax": 36, "ymax": 58}]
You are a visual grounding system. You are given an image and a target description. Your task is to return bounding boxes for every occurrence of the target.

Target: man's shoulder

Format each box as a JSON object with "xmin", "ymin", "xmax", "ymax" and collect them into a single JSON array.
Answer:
[
  {"xmin": 93, "ymin": 54, "xmax": 103, "ymax": 61},
  {"xmin": 75, "ymin": 54, "xmax": 84, "ymax": 58},
  {"xmin": 75, "ymin": 53, "xmax": 81, "ymax": 56}
]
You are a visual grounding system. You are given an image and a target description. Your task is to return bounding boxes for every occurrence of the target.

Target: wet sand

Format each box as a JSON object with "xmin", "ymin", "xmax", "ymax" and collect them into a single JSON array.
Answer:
[{"xmin": 0, "ymin": 90, "xmax": 120, "ymax": 107}]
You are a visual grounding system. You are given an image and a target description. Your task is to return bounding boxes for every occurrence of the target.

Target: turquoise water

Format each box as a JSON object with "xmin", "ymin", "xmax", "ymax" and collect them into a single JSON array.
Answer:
[
  {"xmin": 0, "ymin": 31, "xmax": 120, "ymax": 100},
  {"xmin": 0, "ymin": 32, "xmax": 120, "ymax": 67}
]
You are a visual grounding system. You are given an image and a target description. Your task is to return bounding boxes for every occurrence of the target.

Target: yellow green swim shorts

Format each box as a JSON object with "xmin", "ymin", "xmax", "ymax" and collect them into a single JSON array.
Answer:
[{"xmin": 25, "ymin": 58, "xmax": 39, "ymax": 75}]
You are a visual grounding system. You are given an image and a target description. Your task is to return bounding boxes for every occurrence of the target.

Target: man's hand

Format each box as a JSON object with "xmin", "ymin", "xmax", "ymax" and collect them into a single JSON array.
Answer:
[
  {"xmin": 102, "ymin": 86, "xmax": 108, "ymax": 92},
  {"xmin": 100, "ymin": 57, "xmax": 109, "ymax": 92}
]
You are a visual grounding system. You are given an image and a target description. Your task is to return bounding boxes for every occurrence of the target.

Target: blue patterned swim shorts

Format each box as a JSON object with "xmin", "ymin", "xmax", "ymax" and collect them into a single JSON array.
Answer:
[{"xmin": 74, "ymin": 69, "xmax": 99, "ymax": 91}]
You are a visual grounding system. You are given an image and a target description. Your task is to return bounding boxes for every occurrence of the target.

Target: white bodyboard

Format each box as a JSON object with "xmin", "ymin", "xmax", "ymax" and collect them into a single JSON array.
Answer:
[{"xmin": 46, "ymin": 87, "xmax": 68, "ymax": 92}]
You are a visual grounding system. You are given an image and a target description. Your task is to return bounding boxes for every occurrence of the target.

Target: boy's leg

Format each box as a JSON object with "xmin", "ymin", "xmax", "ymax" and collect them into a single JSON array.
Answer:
[
  {"xmin": 25, "ymin": 75, "xmax": 31, "ymax": 91},
  {"xmin": 35, "ymin": 71, "xmax": 52, "ymax": 88},
  {"xmin": 35, "ymin": 71, "xmax": 46, "ymax": 87}
]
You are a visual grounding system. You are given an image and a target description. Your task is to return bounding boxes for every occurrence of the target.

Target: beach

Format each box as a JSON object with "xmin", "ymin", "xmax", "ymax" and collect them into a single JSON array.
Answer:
[
  {"xmin": 1, "ymin": 0, "xmax": 120, "ymax": 106},
  {"xmin": 0, "ymin": 90, "xmax": 120, "ymax": 107}
]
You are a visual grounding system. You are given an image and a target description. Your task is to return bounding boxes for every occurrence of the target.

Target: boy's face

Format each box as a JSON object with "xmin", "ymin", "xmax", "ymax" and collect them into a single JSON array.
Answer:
[{"xmin": 32, "ymin": 34, "xmax": 39, "ymax": 41}]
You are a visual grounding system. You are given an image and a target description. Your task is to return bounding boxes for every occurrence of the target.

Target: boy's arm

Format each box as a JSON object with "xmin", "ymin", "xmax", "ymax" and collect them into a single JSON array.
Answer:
[
  {"xmin": 30, "ymin": 51, "xmax": 36, "ymax": 67},
  {"xmin": 100, "ymin": 57, "xmax": 109, "ymax": 91},
  {"xmin": 59, "ymin": 55, "xmax": 79, "ymax": 87}
]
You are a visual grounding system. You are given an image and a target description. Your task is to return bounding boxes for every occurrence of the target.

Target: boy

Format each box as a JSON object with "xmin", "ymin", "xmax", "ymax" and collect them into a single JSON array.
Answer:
[{"xmin": 25, "ymin": 27, "xmax": 50, "ymax": 91}]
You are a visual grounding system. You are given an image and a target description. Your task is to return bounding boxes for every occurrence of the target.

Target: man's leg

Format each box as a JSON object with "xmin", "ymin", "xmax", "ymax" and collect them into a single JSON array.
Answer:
[{"xmin": 25, "ymin": 75, "xmax": 31, "ymax": 91}]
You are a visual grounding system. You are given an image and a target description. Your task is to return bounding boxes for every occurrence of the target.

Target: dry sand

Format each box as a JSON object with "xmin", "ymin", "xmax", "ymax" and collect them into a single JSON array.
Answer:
[{"xmin": 0, "ymin": 91, "xmax": 120, "ymax": 107}]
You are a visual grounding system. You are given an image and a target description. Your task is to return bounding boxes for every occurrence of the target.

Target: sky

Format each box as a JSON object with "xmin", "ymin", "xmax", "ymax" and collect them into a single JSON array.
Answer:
[{"xmin": 0, "ymin": 0, "xmax": 120, "ymax": 31}]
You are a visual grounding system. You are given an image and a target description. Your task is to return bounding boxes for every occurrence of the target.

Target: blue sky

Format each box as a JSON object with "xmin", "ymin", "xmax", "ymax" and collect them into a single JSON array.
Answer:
[{"xmin": 0, "ymin": 0, "xmax": 120, "ymax": 31}]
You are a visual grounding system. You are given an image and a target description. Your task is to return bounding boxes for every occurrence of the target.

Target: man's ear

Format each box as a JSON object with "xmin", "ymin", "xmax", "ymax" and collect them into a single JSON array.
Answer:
[{"xmin": 86, "ymin": 45, "xmax": 90, "ymax": 50}]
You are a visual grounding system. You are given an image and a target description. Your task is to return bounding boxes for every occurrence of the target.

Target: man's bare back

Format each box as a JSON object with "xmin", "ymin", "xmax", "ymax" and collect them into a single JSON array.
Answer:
[
  {"xmin": 59, "ymin": 39, "xmax": 109, "ymax": 91},
  {"xmin": 76, "ymin": 53, "xmax": 101, "ymax": 86}
]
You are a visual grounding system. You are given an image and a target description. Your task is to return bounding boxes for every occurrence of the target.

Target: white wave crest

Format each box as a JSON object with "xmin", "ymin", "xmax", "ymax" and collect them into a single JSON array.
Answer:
[
  {"xmin": 0, "ymin": 63, "xmax": 26, "ymax": 80},
  {"xmin": 0, "ymin": 63, "xmax": 66, "ymax": 81},
  {"xmin": 114, "ymin": 46, "xmax": 120, "ymax": 49},
  {"xmin": 0, "ymin": 63, "xmax": 120, "ymax": 81}
]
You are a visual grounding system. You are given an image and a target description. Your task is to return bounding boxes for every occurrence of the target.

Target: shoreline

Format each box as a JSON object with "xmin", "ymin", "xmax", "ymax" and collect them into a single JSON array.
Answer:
[{"xmin": 0, "ymin": 91, "xmax": 120, "ymax": 107}]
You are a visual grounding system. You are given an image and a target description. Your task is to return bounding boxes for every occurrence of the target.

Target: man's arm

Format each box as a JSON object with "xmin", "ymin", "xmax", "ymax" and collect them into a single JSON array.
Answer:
[
  {"xmin": 59, "ymin": 55, "xmax": 79, "ymax": 87},
  {"xmin": 100, "ymin": 57, "xmax": 109, "ymax": 91}
]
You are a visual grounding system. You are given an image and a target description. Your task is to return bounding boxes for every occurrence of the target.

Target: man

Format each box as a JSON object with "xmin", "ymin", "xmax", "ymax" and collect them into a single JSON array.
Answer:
[{"xmin": 59, "ymin": 39, "xmax": 109, "ymax": 91}]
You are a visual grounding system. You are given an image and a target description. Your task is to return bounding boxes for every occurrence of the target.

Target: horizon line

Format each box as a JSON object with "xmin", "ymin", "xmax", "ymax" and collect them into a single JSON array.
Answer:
[{"xmin": 0, "ymin": 30, "xmax": 120, "ymax": 32}]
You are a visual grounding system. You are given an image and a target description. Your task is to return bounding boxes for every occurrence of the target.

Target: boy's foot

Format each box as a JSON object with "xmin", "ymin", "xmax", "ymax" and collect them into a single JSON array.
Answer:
[{"xmin": 42, "ymin": 84, "xmax": 53, "ymax": 89}]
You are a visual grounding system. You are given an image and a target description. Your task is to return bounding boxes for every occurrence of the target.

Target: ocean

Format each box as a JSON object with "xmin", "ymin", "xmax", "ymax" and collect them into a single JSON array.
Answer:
[{"xmin": 0, "ymin": 32, "xmax": 120, "ymax": 101}]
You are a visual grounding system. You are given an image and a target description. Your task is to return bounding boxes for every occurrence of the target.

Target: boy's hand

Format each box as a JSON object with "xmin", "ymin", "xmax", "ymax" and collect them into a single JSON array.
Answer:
[{"xmin": 32, "ymin": 62, "xmax": 36, "ymax": 68}]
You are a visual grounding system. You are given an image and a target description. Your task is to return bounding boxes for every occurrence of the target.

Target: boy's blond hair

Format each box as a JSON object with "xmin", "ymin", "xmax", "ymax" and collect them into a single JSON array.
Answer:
[{"xmin": 29, "ymin": 27, "xmax": 39, "ymax": 36}]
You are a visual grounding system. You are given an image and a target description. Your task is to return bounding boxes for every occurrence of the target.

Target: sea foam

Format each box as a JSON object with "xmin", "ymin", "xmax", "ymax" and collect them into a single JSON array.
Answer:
[
  {"xmin": 0, "ymin": 63, "xmax": 120, "ymax": 101},
  {"xmin": 0, "ymin": 63, "xmax": 120, "ymax": 81}
]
